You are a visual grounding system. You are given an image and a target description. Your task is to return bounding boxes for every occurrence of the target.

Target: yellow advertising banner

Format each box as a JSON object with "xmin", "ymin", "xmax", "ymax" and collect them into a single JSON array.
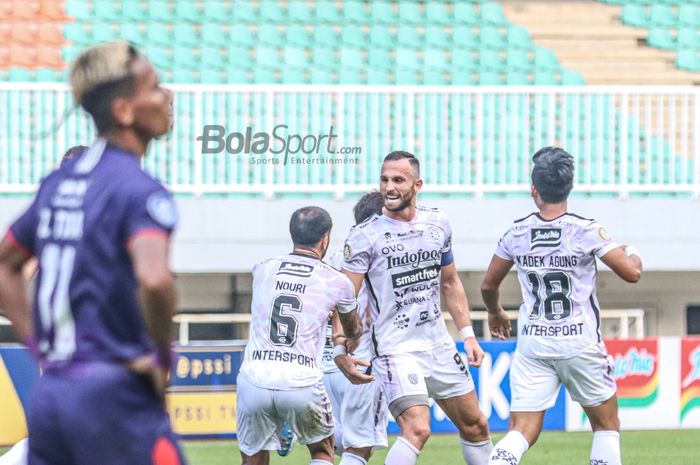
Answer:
[{"xmin": 167, "ymin": 391, "xmax": 237, "ymax": 436}]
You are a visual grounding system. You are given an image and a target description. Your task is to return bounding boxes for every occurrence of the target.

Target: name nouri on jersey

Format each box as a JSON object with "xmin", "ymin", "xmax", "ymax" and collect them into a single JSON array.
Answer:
[
  {"xmin": 386, "ymin": 248, "xmax": 441, "ymax": 269},
  {"xmin": 530, "ymin": 228, "xmax": 562, "ymax": 249}
]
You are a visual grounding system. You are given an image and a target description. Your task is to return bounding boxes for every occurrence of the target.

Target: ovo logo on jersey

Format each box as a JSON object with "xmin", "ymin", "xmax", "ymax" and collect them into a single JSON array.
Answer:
[{"xmin": 530, "ymin": 228, "xmax": 562, "ymax": 249}]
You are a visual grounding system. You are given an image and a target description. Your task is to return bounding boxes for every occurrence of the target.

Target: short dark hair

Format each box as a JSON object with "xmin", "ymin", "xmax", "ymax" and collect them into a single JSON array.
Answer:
[
  {"xmin": 61, "ymin": 145, "xmax": 88, "ymax": 165},
  {"xmin": 289, "ymin": 206, "xmax": 333, "ymax": 247},
  {"xmin": 531, "ymin": 146, "xmax": 575, "ymax": 203},
  {"xmin": 353, "ymin": 191, "xmax": 384, "ymax": 224},
  {"xmin": 384, "ymin": 150, "xmax": 420, "ymax": 178}
]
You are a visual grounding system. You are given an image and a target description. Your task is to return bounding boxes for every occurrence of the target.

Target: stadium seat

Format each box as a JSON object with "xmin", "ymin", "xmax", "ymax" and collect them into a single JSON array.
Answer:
[
  {"xmin": 173, "ymin": 47, "xmax": 198, "ymax": 69},
  {"xmin": 312, "ymin": 48, "xmax": 336, "ymax": 67},
  {"xmin": 61, "ymin": 46, "xmax": 80, "ymax": 63},
  {"xmin": 175, "ymin": 0, "xmax": 201, "ymax": 22},
  {"xmin": 121, "ymin": 23, "xmax": 145, "ymax": 45},
  {"xmin": 342, "ymin": 26, "xmax": 366, "ymax": 48},
  {"xmin": 479, "ymin": 2, "xmax": 508, "ymax": 26},
  {"xmin": 451, "ymin": 49, "xmax": 476, "ymax": 70},
  {"xmin": 284, "ymin": 47, "xmax": 307, "ymax": 68},
  {"xmin": 506, "ymin": 49, "xmax": 530, "ymax": 71},
  {"xmin": 396, "ymin": 71, "xmax": 420, "ymax": 85},
  {"xmin": 310, "ymin": 69, "xmax": 334, "ymax": 84},
  {"xmin": 678, "ymin": 5, "xmax": 700, "ymax": 28},
  {"xmin": 288, "ymin": 1, "xmax": 310, "ymax": 22},
  {"xmin": 426, "ymin": 3, "xmax": 451, "ymax": 24},
  {"xmin": 281, "ymin": 69, "xmax": 306, "ymax": 84},
  {"xmin": 42, "ymin": 1, "xmax": 67, "ymax": 20},
  {"xmin": 63, "ymin": 23, "xmax": 90, "ymax": 45},
  {"xmin": 425, "ymin": 26, "xmax": 450, "ymax": 48},
  {"xmin": 340, "ymin": 48, "xmax": 365, "ymax": 69},
  {"xmin": 255, "ymin": 46, "xmax": 279, "ymax": 68},
  {"xmin": 260, "ymin": 2, "xmax": 285, "ymax": 23},
  {"xmin": 370, "ymin": 2, "xmax": 395, "ymax": 24},
  {"xmin": 621, "ymin": 4, "xmax": 646, "ymax": 28},
  {"xmin": 479, "ymin": 70, "xmax": 501, "ymax": 84},
  {"xmin": 122, "ymin": 2, "xmax": 146, "ymax": 21},
  {"xmin": 257, "ymin": 25, "xmax": 282, "ymax": 46},
  {"xmin": 649, "ymin": 5, "xmax": 676, "ymax": 28},
  {"xmin": 8, "ymin": 67, "xmax": 33, "ymax": 81},
  {"xmin": 94, "ymin": 23, "xmax": 118, "ymax": 43},
  {"xmin": 147, "ymin": 2, "xmax": 172, "ymax": 21},
  {"xmin": 534, "ymin": 48, "xmax": 560, "ymax": 71},
  {"xmin": 451, "ymin": 69, "xmax": 473, "ymax": 85},
  {"xmin": 65, "ymin": 1, "xmax": 91, "ymax": 21},
  {"xmin": 316, "ymin": 1, "xmax": 341, "ymax": 23},
  {"xmin": 204, "ymin": 2, "xmax": 230, "ymax": 21},
  {"xmin": 146, "ymin": 24, "xmax": 172, "ymax": 47},
  {"xmin": 146, "ymin": 47, "xmax": 172, "ymax": 70},
  {"xmin": 397, "ymin": 26, "xmax": 422, "ymax": 48},
  {"xmin": 286, "ymin": 25, "xmax": 311, "ymax": 47},
  {"xmin": 479, "ymin": 49, "xmax": 502, "ymax": 71},
  {"xmin": 398, "ymin": 3, "xmax": 423, "ymax": 24},
  {"xmin": 339, "ymin": 70, "xmax": 363, "ymax": 84},
  {"xmin": 367, "ymin": 69, "xmax": 390, "ymax": 84},
  {"xmin": 226, "ymin": 67, "xmax": 250, "ymax": 84},
  {"xmin": 647, "ymin": 28, "xmax": 675, "ymax": 50},
  {"xmin": 480, "ymin": 27, "xmax": 506, "ymax": 49},
  {"xmin": 314, "ymin": 25, "xmax": 337, "ymax": 45},
  {"xmin": 396, "ymin": 49, "xmax": 420, "ymax": 69},
  {"xmin": 677, "ymin": 29, "xmax": 700, "ymax": 50},
  {"xmin": 201, "ymin": 69, "xmax": 225, "ymax": 83},
  {"xmin": 507, "ymin": 26, "xmax": 532, "ymax": 49},
  {"xmin": 369, "ymin": 26, "xmax": 395, "ymax": 49},
  {"xmin": 424, "ymin": 48, "xmax": 448, "ymax": 69},
  {"xmin": 423, "ymin": 70, "xmax": 447, "ymax": 85},
  {"xmin": 201, "ymin": 24, "xmax": 227, "ymax": 47},
  {"xmin": 453, "ymin": 4, "xmax": 477, "ymax": 24},
  {"xmin": 505, "ymin": 72, "xmax": 529, "ymax": 85},
  {"xmin": 534, "ymin": 71, "xmax": 559, "ymax": 85},
  {"xmin": 230, "ymin": 24, "xmax": 255, "ymax": 47},
  {"xmin": 453, "ymin": 26, "xmax": 479, "ymax": 48},
  {"xmin": 94, "ymin": 2, "xmax": 119, "ymax": 20},
  {"xmin": 171, "ymin": 69, "xmax": 197, "ymax": 83},
  {"xmin": 561, "ymin": 70, "xmax": 585, "ymax": 85},
  {"xmin": 232, "ymin": 2, "xmax": 257, "ymax": 22},
  {"xmin": 677, "ymin": 50, "xmax": 700, "ymax": 71},
  {"xmin": 174, "ymin": 24, "xmax": 199, "ymax": 47},
  {"xmin": 35, "ymin": 68, "xmax": 62, "ymax": 82},
  {"xmin": 253, "ymin": 67, "xmax": 278, "ymax": 84}
]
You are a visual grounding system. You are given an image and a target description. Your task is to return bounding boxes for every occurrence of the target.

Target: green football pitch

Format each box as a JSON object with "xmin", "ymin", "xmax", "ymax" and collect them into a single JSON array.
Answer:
[{"xmin": 2, "ymin": 430, "xmax": 697, "ymax": 464}]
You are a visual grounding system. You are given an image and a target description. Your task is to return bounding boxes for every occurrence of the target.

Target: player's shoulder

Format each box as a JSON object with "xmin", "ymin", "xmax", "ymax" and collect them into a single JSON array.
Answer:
[
  {"xmin": 347, "ymin": 213, "xmax": 384, "ymax": 242},
  {"xmin": 561, "ymin": 212, "xmax": 598, "ymax": 231},
  {"xmin": 504, "ymin": 212, "xmax": 538, "ymax": 235},
  {"xmin": 416, "ymin": 205, "xmax": 447, "ymax": 221}
]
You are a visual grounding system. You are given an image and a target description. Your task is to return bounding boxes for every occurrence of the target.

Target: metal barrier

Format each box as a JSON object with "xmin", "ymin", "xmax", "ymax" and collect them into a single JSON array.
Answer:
[{"xmin": 1, "ymin": 84, "xmax": 699, "ymax": 197}]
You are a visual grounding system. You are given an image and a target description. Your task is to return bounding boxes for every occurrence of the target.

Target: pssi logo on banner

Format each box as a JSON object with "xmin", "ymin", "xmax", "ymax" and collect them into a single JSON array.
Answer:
[
  {"xmin": 680, "ymin": 339, "xmax": 700, "ymax": 422},
  {"xmin": 606, "ymin": 339, "xmax": 659, "ymax": 408}
]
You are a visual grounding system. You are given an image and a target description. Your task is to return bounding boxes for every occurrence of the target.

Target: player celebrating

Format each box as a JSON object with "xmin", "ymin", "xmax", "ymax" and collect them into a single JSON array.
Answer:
[
  {"xmin": 321, "ymin": 191, "xmax": 388, "ymax": 465},
  {"xmin": 481, "ymin": 147, "xmax": 642, "ymax": 465},
  {"xmin": 342, "ymin": 151, "xmax": 493, "ymax": 465},
  {"xmin": 237, "ymin": 206, "xmax": 364, "ymax": 465},
  {"xmin": 0, "ymin": 42, "xmax": 184, "ymax": 465}
]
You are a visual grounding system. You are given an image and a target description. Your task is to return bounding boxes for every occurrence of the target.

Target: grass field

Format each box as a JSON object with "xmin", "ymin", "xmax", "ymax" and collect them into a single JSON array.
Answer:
[{"xmin": 3, "ymin": 430, "xmax": 697, "ymax": 464}]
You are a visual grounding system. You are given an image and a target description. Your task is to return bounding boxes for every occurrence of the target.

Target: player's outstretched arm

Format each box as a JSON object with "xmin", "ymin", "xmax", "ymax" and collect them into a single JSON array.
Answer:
[
  {"xmin": 600, "ymin": 246, "xmax": 642, "ymax": 283},
  {"xmin": 441, "ymin": 262, "xmax": 485, "ymax": 367},
  {"xmin": 0, "ymin": 236, "xmax": 33, "ymax": 343},
  {"xmin": 481, "ymin": 255, "xmax": 514, "ymax": 340}
]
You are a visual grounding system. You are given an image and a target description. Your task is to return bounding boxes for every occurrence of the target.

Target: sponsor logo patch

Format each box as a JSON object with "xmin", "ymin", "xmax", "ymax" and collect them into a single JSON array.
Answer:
[
  {"xmin": 530, "ymin": 228, "xmax": 562, "ymax": 249},
  {"xmin": 391, "ymin": 265, "xmax": 441, "ymax": 288},
  {"xmin": 277, "ymin": 261, "xmax": 314, "ymax": 278},
  {"xmin": 599, "ymin": 227, "xmax": 612, "ymax": 241},
  {"xmin": 146, "ymin": 191, "xmax": 178, "ymax": 229},
  {"xmin": 393, "ymin": 313, "xmax": 410, "ymax": 329},
  {"xmin": 343, "ymin": 242, "xmax": 352, "ymax": 261},
  {"xmin": 408, "ymin": 373, "xmax": 419, "ymax": 385}
]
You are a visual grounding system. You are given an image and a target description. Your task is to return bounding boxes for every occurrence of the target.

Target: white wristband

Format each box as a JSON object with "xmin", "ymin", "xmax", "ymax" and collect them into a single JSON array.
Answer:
[
  {"xmin": 624, "ymin": 246, "xmax": 640, "ymax": 258},
  {"xmin": 459, "ymin": 326, "xmax": 475, "ymax": 339},
  {"xmin": 332, "ymin": 345, "xmax": 346, "ymax": 357}
]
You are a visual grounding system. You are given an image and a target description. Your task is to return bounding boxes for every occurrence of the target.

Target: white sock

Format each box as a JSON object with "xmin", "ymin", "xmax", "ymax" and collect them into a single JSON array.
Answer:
[
  {"xmin": 385, "ymin": 437, "xmax": 420, "ymax": 465},
  {"xmin": 461, "ymin": 438, "xmax": 494, "ymax": 465},
  {"xmin": 591, "ymin": 431, "xmax": 621, "ymax": 465},
  {"xmin": 0, "ymin": 438, "xmax": 28, "ymax": 465},
  {"xmin": 339, "ymin": 452, "xmax": 368, "ymax": 465},
  {"xmin": 489, "ymin": 431, "xmax": 529, "ymax": 465},
  {"xmin": 309, "ymin": 460, "xmax": 333, "ymax": 465}
]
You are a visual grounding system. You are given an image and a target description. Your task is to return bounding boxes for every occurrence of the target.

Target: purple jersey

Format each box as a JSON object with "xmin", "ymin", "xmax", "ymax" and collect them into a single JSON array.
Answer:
[{"xmin": 7, "ymin": 139, "xmax": 178, "ymax": 366}]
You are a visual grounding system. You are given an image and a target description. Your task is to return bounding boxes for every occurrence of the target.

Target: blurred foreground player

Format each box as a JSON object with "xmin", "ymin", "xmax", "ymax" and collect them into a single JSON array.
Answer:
[
  {"xmin": 482, "ymin": 147, "xmax": 642, "ymax": 465},
  {"xmin": 0, "ymin": 42, "xmax": 184, "ymax": 465},
  {"xmin": 237, "ymin": 207, "xmax": 364, "ymax": 465}
]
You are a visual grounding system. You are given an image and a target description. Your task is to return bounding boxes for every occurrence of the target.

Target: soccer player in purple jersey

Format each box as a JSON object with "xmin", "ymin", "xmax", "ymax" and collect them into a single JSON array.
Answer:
[{"xmin": 0, "ymin": 42, "xmax": 184, "ymax": 465}]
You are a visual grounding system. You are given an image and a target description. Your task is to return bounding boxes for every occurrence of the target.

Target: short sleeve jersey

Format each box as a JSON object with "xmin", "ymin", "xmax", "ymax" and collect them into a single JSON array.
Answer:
[
  {"xmin": 7, "ymin": 140, "xmax": 178, "ymax": 366},
  {"xmin": 341, "ymin": 206, "xmax": 454, "ymax": 356},
  {"xmin": 494, "ymin": 212, "xmax": 619, "ymax": 359},
  {"xmin": 240, "ymin": 253, "xmax": 358, "ymax": 389}
]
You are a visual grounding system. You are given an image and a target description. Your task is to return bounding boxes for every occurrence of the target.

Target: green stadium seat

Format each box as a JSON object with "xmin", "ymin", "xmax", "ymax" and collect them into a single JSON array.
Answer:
[
  {"xmin": 621, "ymin": 4, "xmax": 646, "ymax": 28},
  {"xmin": 288, "ymin": 1, "xmax": 310, "ymax": 22},
  {"xmin": 561, "ymin": 70, "xmax": 585, "ymax": 85},
  {"xmin": 123, "ymin": 2, "xmax": 146, "ymax": 21},
  {"xmin": 146, "ymin": 24, "xmax": 172, "ymax": 47},
  {"xmin": 506, "ymin": 49, "xmax": 530, "ymax": 71},
  {"xmin": 146, "ymin": 47, "xmax": 172, "ymax": 69},
  {"xmin": 201, "ymin": 47, "xmax": 223, "ymax": 67},
  {"xmin": 260, "ymin": 2, "xmax": 286, "ymax": 22},
  {"xmin": 94, "ymin": 2, "xmax": 119, "ymax": 20},
  {"xmin": 230, "ymin": 24, "xmax": 255, "ymax": 47},
  {"xmin": 310, "ymin": 69, "xmax": 334, "ymax": 84},
  {"xmin": 451, "ymin": 49, "xmax": 476, "ymax": 70},
  {"xmin": 423, "ymin": 70, "xmax": 447, "ymax": 85},
  {"xmin": 226, "ymin": 67, "xmax": 250, "ymax": 84},
  {"xmin": 173, "ymin": 47, "xmax": 198, "ymax": 69},
  {"xmin": 534, "ymin": 48, "xmax": 560, "ymax": 71},
  {"xmin": 480, "ymin": 2, "xmax": 508, "ymax": 26},
  {"xmin": 202, "ymin": 24, "xmax": 227, "ymax": 47},
  {"xmin": 369, "ymin": 26, "xmax": 395, "ymax": 48},
  {"xmin": 367, "ymin": 69, "xmax": 390, "ymax": 84},
  {"xmin": 397, "ymin": 26, "xmax": 422, "ymax": 48},
  {"xmin": 204, "ymin": 2, "xmax": 231, "ymax": 22},
  {"xmin": 340, "ymin": 48, "xmax": 364, "ymax": 69},
  {"xmin": 8, "ymin": 68, "xmax": 33, "ymax": 81},
  {"xmin": 480, "ymin": 27, "xmax": 505, "ymax": 49},
  {"xmin": 453, "ymin": 26, "xmax": 479, "ymax": 48},
  {"xmin": 424, "ymin": 48, "xmax": 447, "ymax": 69},
  {"xmin": 453, "ymin": 4, "xmax": 477, "ymax": 24},
  {"xmin": 66, "ymin": 1, "xmax": 92, "ymax": 21},
  {"xmin": 63, "ymin": 23, "xmax": 90, "ymax": 45},
  {"xmin": 344, "ymin": 2, "xmax": 367, "ymax": 23},
  {"xmin": 233, "ymin": 2, "xmax": 257, "ymax": 22},
  {"xmin": 174, "ymin": 24, "xmax": 199, "ymax": 47},
  {"xmin": 61, "ymin": 46, "xmax": 81, "ymax": 62},
  {"xmin": 34, "ymin": 68, "xmax": 61, "ymax": 82},
  {"xmin": 255, "ymin": 46, "xmax": 279, "ymax": 68},
  {"xmin": 507, "ymin": 26, "xmax": 532, "ymax": 49},
  {"xmin": 282, "ymin": 69, "xmax": 306, "ymax": 83},
  {"xmin": 647, "ymin": 28, "xmax": 675, "ymax": 50},
  {"xmin": 679, "ymin": 5, "xmax": 700, "ymax": 28},
  {"xmin": 172, "ymin": 69, "xmax": 197, "ymax": 83},
  {"xmin": 121, "ymin": 23, "xmax": 145, "ymax": 45},
  {"xmin": 371, "ymin": 2, "xmax": 395, "ymax": 24},
  {"xmin": 147, "ymin": 2, "xmax": 172, "ymax": 21},
  {"xmin": 678, "ymin": 29, "xmax": 700, "ymax": 50},
  {"xmin": 398, "ymin": 3, "xmax": 423, "ymax": 24},
  {"xmin": 534, "ymin": 71, "xmax": 559, "ymax": 85},
  {"xmin": 201, "ymin": 69, "xmax": 224, "ymax": 83},
  {"xmin": 314, "ymin": 25, "xmax": 337, "ymax": 45},
  {"xmin": 649, "ymin": 5, "xmax": 676, "ymax": 28},
  {"xmin": 505, "ymin": 72, "xmax": 529, "ymax": 85},
  {"xmin": 94, "ymin": 23, "xmax": 117, "ymax": 43},
  {"xmin": 253, "ymin": 67, "xmax": 278, "ymax": 83},
  {"xmin": 284, "ymin": 47, "xmax": 307, "ymax": 67},
  {"xmin": 396, "ymin": 71, "xmax": 419, "ymax": 85},
  {"xmin": 478, "ymin": 70, "xmax": 501, "ymax": 84},
  {"xmin": 342, "ymin": 25, "xmax": 366, "ymax": 47},
  {"xmin": 451, "ymin": 69, "xmax": 473, "ymax": 85},
  {"xmin": 677, "ymin": 50, "xmax": 700, "ymax": 71},
  {"xmin": 339, "ymin": 70, "xmax": 363, "ymax": 84},
  {"xmin": 426, "ymin": 3, "xmax": 450, "ymax": 24},
  {"xmin": 396, "ymin": 49, "xmax": 420, "ymax": 69},
  {"xmin": 257, "ymin": 25, "xmax": 282, "ymax": 46},
  {"xmin": 316, "ymin": 1, "xmax": 341, "ymax": 23},
  {"xmin": 479, "ymin": 49, "xmax": 502, "ymax": 71},
  {"xmin": 175, "ymin": 0, "xmax": 202, "ymax": 22},
  {"xmin": 368, "ymin": 49, "xmax": 392, "ymax": 69},
  {"xmin": 425, "ymin": 26, "xmax": 450, "ymax": 48},
  {"xmin": 286, "ymin": 25, "xmax": 311, "ymax": 47}
]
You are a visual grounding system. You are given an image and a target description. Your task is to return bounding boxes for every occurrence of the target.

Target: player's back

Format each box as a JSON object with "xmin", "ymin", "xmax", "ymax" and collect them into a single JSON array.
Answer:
[
  {"xmin": 10, "ymin": 140, "xmax": 177, "ymax": 367},
  {"xmin": 496, "ymin": 212, "xmax": 618, "ymax": 359},
  {"xmin": 241, "ymin": 253, "xmax": 356, "ymax": 389}
]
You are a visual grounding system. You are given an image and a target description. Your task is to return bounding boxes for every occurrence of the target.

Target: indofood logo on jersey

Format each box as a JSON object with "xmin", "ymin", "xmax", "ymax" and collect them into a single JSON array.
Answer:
[
  {"xmin": 607, "ymin": 339, "xmax": 659, "ymax": 408},
  {"xmin": 680, "ymin": 339, "xmax": 700, "ymax": 422},
  {"xmin": 386, "ymin": 249, "xmax": 442, "ymax": 269},
  {"xmin": 530, "ymin": 228, "xmax": 562, "ymax": 249}
]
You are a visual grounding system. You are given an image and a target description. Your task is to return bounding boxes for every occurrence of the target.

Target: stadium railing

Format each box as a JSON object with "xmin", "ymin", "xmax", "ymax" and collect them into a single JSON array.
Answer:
[{"xmin": 1, "ymin": 84, "xmax": 699, "ymax": 198}]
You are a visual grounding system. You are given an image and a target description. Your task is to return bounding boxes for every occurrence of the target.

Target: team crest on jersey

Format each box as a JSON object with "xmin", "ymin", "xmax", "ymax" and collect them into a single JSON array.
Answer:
[
  {"xmin": 146, "ymin": 191, "xmax": 178, "ymax": 228},
  {"xmin": 530, "ymin": 228, "xmax": 561, "ymax": 249},
  {"xmin": 599, "ymin": 227, "xmax": 612, "ymax": 241},
  {"xmin": 384, "ymin": 232, "xmax": 392, "ymax": 241},
  {"xmin": 426, "ymin": 226, "xmax": 442, "ymax": 244},
  {"xmin": 393, "ymin": 313, "xmax": 410, "ymax": 329},
  {"xmin": 343, "ymin": 242, "xmax": 352, "ymax": 261},
  {"xmin": 277, "ymin": 261, "xmax": 314, "ymax": 277},
  {"xmin": 408, "ymin": 373, "xmax": 419, "ymax": 385}
]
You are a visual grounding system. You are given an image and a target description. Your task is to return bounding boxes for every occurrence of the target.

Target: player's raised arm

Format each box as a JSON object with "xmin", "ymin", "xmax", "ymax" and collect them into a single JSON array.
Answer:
[
  {"xmin": 0, "ymin": 235, "xmax": 34, "ymax": 343},
  {"xmin": 481, "ymin": 255, "xmax": 514, "ymax": 340},
  {"xmin": 599, "ymin": 246, "xmax": 643, "ymax": 283}
]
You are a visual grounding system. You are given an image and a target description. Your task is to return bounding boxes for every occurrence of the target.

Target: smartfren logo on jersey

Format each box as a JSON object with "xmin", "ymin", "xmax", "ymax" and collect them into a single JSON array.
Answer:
[{"xmin": 530, "ymin": 228, "xmax": 562, "ymax": 249}]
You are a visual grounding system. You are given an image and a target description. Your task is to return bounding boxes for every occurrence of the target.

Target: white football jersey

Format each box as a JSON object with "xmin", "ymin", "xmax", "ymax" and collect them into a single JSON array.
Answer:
[
  {"xmin": 342, "ymin": 206, "xmax": 455, "ymax": 356},
  {"xmin": 320, "ymin": 250, "xmax": 372, "ymax": 373},
  {"xmin": 494, "ymin": 212, "xmax": 620, "ymax": 359},
  {"xmin": 240, "ymin": 253, "xmax": 358, "ymax": 389}
]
